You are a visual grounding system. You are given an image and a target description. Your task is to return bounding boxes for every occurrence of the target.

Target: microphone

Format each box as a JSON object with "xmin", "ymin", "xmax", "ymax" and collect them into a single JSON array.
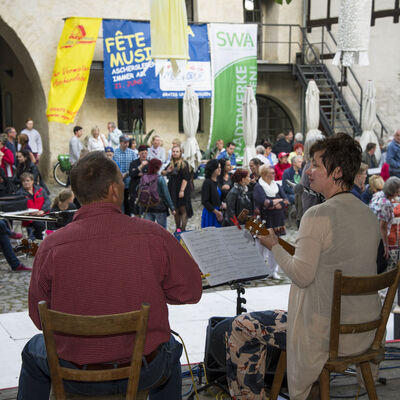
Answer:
[
  {"xmin": 294, "ymin": 183, "xmax": 305, "ymax": 195},
  {"xmin": 286, "ymin": 180, "xmax": 320, "ymax": 197}
]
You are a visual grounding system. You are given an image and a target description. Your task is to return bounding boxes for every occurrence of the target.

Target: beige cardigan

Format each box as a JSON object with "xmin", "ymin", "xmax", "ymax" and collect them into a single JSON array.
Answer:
[{"xmin": 272, "ymin": 193, "xmax": 381, "ymax": 400}]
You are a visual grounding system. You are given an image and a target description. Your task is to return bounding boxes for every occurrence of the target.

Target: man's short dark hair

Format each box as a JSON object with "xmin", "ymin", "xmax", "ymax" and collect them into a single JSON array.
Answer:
[
  {"xmin": 70, "ymin": 152, "xmax": 121, "ymax": 205},
  {"xmin": 263, "ymin": 141, "xmax": 272, "ymax": 149},
  {"xmin": 226, "ymin": 142, "xmax": 235, "ymax": 148},
  {"xmin": 309, "ymin": 133, "xmax": 362, "ymax": 190},
  {"xmin": 250, "ymin": 157, "xmax": 262, "ymax": 166},
  {"xmin": 73, "ymin": 126, "xmax": 82, "ymax": 134},
  {"xmin": 366, "ymin": 142, "xmax": 376, "ymax": 152}
]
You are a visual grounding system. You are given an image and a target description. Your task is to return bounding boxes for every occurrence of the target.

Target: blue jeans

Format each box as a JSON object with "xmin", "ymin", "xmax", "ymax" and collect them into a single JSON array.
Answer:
[
  {"xmin": 17, "ymin": 334, "xmax": 182, "ymax": 400},
  {"xmin": 143, "ymin": 212, "xmax": 168, "ymax": 229},
  {"xmin": 0, "ymin": 220, "xmax": 19, "ymax": 270}
]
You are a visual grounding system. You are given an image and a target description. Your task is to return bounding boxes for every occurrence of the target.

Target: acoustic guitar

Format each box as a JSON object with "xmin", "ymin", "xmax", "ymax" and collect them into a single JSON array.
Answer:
[{"xmin": 245, "ymin": 217, "xmax": 296, "ymax": 256}]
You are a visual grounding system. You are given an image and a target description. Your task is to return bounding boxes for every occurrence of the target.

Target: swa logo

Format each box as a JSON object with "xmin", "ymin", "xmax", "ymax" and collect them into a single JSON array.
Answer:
[{"xmin": 216, "ymin": 32, "xmax": 254, "ymax": 48}]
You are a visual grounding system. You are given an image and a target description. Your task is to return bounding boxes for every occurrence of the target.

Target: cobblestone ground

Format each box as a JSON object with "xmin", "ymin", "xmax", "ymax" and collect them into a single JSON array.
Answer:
[{"xmin": 0, "ymin": 180, "xmax": 297, "ymax": 314}]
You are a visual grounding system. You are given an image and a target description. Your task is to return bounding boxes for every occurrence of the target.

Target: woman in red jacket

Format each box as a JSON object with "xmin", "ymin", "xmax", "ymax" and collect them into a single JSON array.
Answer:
[
  {"xmin": 17, "ymin": 172, "xmax": 51, "ymax": 240},
  {"xmin": 0, "ymin": 134, "xmax": 15, "ymax": 177}
]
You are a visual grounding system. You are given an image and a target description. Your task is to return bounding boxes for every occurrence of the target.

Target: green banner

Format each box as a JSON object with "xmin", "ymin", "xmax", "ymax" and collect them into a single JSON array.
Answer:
[{"xmin": 208, "ymin": 24, "xmax": 258, "ymax": 156}]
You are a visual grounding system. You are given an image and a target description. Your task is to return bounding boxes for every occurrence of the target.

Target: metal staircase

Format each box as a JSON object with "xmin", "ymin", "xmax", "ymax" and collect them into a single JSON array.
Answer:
[{"xmin": 295, "ymin": 63, "xmax": 361, "ymax": 136}]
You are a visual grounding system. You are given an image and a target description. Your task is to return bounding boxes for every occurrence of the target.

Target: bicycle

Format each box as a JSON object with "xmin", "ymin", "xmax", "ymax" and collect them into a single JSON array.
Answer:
[{"xmin": 53, "ymin": 154, "xmax": 71, "ymax": 187}]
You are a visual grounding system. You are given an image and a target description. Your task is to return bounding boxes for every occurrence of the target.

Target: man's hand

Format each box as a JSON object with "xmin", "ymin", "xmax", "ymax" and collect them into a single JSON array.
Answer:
[
  {"xmin": 179, "ymin": 190, "xmax": 184, "ymax": 198},
  {"xmin": 258, "ymin": 229, "xmax": 279, "ymax": 250},
  {"xmin": 140, "ymin": 160, "xmax": 148, "ymax": 168},
  {"xmin": 222, "ymin": 184, "xmax": 230, "ymax": 191}
]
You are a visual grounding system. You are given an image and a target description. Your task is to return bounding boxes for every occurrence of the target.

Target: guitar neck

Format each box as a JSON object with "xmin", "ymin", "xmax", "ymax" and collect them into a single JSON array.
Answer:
[
  {"xmin": 278, "ymin": 237, "xmax": 295, "ymax": 255},
  {"xmin": 245, "ymin": 218, "xmax": 295, "ymax": 256}
]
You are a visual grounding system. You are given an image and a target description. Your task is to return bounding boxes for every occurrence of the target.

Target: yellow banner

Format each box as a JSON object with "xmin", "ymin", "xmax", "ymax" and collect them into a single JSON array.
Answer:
[{"xmin": 46, "ymin": 17, "xmax": 101, "ymax": 124}]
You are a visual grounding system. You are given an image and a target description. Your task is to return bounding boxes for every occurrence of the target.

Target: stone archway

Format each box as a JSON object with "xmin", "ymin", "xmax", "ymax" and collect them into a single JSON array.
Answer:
[{"xmin": 0, "ymin": 17, "xmax": 49, "ymax": 177}]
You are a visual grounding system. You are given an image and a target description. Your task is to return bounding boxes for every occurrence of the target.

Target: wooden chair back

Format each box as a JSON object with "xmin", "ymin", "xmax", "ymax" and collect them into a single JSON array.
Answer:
[
  {"xmin": 329, "ymin": 266, "xmax": 400, "ymax": 359},
  {"xmin": 38, "ymin": 301, "xmax": 150, "ymax": 400}
]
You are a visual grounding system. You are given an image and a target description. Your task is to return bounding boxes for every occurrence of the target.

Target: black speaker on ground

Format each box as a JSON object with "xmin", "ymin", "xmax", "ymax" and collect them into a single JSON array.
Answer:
[
  {"xmin": 203, "ymin": 316, "xmax": 287, "ymax": 388},
  {"xmin": 204, "ymin": 316, "xmax": 234, "ymax": 382}
]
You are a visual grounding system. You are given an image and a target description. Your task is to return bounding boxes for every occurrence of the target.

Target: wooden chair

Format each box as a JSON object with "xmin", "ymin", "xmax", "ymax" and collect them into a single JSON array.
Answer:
[
  {"xmin": 270, "ymin": 265, "xmax": 400, "ymax": 400},
  {"xmin": 38, "ymin": 301, "xmax": 150, "ymax": 400}
]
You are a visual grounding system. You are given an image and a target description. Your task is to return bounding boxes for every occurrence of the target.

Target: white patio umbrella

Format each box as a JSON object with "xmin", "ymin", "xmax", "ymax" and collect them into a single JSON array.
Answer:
[
  {"xmin": 332, "ymin": 0, "xmax": 372, "ymax": 67},
  {"xmin": 242, "ymin": 85, "xmax": 257, "ymax": 167},
  {"xmin": 360, "ymin": 80, "xmax": 381, "ymax": 162},
  {"xmin": 182, "ymin": 85, "xmax": 202, "ymax": 170},
  {"xmin": 305, "ymin": 80, "xmax": 322, "ymax": 141}
]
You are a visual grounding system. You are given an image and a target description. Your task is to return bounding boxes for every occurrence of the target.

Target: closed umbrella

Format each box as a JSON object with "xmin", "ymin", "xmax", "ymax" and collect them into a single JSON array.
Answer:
[
  {"xmin": 305, "ymin": 80, "xmax": 322, "ymax": 141},
  {"xmin": 332, "ymin": 0, "xmax": 372, "ymax": 67},
  {"xmin": 242, "ymin": 85, "xmax": 257, "ymax": 167},
  {"xmin": 183, "ymin": 85, "xmax": 202, "ymax": 170},
  {"xmin": 360, "ymin": 80, "xmax": 380, "ymax": 162},
  {"xmin": 150, "ymin": 0, "xmax": 189, "ymax": 76}
]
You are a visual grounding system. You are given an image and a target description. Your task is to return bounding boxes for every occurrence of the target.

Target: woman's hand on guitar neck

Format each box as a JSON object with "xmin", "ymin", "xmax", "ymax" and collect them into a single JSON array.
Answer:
[{"xmin": 258, "ymin": 228, "xmax": 279, "ymax": 250}]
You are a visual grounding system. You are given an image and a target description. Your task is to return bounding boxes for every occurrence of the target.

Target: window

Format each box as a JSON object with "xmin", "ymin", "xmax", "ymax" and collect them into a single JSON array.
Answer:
[
  {"xmin": 243, "ymin": 0, "xmax": 262, "ymax": 23},
  {"xmin": 243, "ymin": 0, "xmax": 262, "ymax": 58},
  {"xmin": 256, "ymin": 95, "xmax": 294, "ymax": 144},
  {"xmin": 178, "ymin": 98, "xmax": 203, "ymax": 133},
  {"xmin": 117, "ymin": 99, "xmax": 144, "ymax": 133},
  {"xmin": 186, "ymin": 0, "xmax": 194, "ymax": 22}
]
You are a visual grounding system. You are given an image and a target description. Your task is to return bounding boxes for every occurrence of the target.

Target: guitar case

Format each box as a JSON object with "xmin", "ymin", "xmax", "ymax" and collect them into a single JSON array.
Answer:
[{"xmin": 0, "ymin": 195, "xmax": 28, "ymax": 212}]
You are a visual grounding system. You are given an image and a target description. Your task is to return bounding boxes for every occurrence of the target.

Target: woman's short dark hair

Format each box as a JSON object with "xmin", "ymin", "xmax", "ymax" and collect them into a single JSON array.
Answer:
[
  {"xmin": 148, "ymin": 158, "xmax": 162, "ymax": 174},
  {"xmin": 205, "ymin": 159, "xmax": 220, "ymax": 179},
  {"xmin": 309, "ymin": 133, "xmax": 362, "ymax": 189},
  {"xmin": 70, "ymin": 151, "xmax": 121, "ymax": 205},
  {"xmin": 232, "ymin": 168, "xmax": 249, "ymax": 183}
]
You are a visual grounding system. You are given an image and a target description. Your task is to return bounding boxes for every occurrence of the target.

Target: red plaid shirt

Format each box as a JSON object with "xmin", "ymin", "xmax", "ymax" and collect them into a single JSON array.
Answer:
[{"xmin": 29, "ymin": 202, "xmax": 202, "ymax": 365}]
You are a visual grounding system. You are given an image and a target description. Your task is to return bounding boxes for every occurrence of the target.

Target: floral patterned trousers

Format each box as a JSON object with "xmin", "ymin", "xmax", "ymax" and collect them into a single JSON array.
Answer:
[{"xmin": 226, "ymin": 310, "xmax": 288, "ymax": 400}]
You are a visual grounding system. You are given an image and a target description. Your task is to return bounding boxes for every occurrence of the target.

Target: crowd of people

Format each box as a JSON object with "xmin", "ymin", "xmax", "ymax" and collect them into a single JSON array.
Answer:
[{"xmin": 3, "ymin": 118, "xmax": 400, "ymax": 400}]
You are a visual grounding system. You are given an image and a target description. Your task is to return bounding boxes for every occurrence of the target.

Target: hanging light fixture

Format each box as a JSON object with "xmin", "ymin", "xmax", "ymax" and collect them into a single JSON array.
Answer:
[{"xmin": 244, "ymin": 0, "xmax": 254, "ymax": 11}]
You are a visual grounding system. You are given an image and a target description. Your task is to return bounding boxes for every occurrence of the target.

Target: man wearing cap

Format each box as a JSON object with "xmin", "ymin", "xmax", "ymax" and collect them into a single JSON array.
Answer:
[
  {"xmin": 128, "ymin": 144, "xmax": 149, "ymax": 216},
  {"xmin": 274, "ymin": 152, "xmax": 291, "ymax": 181},
  {"xmin": 17, "ymin": 152, "xmax": 202, "ymax": 399},
  {"xmin": 113, "ymin": 135, "xmax": 138, "ymax": 215}
]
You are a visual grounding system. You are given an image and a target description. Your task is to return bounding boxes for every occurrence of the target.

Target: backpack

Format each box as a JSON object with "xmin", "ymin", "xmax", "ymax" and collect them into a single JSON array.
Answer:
[{"xmin": 137, "ymin": 174, "xmax": 160, "ymax": 209}]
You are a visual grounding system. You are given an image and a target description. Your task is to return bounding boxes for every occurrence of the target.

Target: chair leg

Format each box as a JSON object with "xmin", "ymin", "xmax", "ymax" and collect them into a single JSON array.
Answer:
[
  {"xmin": 359, "ymin": 362, "xmax": 378, "ymax": 400},
  {"xmin": 270, "ymin": 350, "xmax": 286, "ymax": 400},
  {"xmin": 136, "ymin": 389, "xmax": 149, "ymax": 400},
  {"xmin": 319, "ymin": 368, "xmax": 330, "ymax": 400}
]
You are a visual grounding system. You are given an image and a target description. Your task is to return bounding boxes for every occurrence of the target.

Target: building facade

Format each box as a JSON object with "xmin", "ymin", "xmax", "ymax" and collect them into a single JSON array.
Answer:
[{"xmin": 0, "ymin": 0, "xmax": 398, "ymax": 177}]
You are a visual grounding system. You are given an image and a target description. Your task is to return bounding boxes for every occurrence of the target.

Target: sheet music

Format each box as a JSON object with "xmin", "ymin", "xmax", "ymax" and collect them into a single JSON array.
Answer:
[{"xmin": 181, "ymin": 226, "xmax": 268, "ymax": 286}]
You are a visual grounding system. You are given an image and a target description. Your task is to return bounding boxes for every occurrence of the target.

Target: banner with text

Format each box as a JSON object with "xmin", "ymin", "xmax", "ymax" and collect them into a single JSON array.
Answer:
[
  {"xmin": 46, "ymin": 17, "xmax": 101, "ymax": 124},
  {"xmin": 208, "ymin": 24, "xmax": 258, "ymax": 155},
  {"xmin": 102, "ymin": 20, "xmax": 211, "ymax": 99}
]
